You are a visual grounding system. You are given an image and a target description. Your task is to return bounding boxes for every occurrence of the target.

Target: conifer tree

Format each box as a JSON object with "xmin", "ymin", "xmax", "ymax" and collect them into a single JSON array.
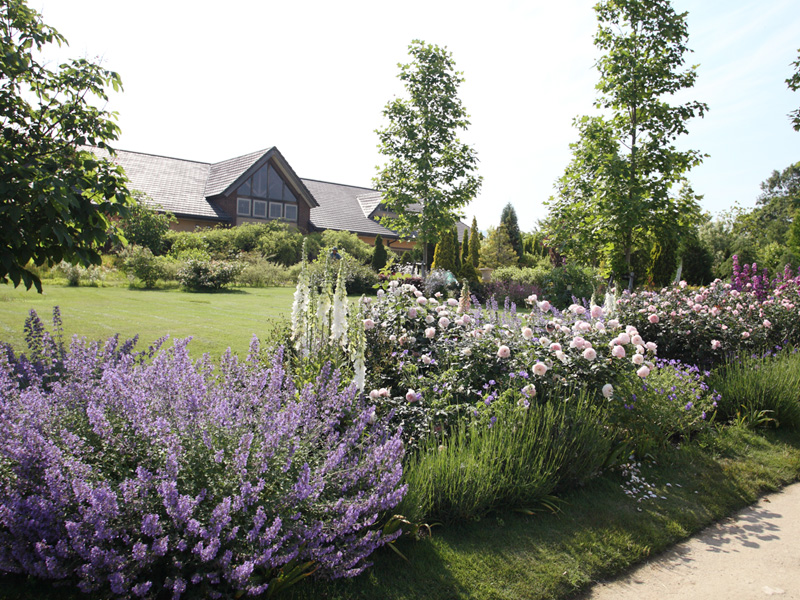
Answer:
[
  {"xmin": 469, "ymin": 217, "xmax": 480, "ymax": 268},
  {"xmin": 452, "ymin": 227, "xmax": 461, "ymax": 271},
  {"xmin": 431, "ymin": 226, "xmax": 457, "ymax": 272},
  {"xmin": 480, "ymin": 224, "xmax": 518, "ymax": 269},
  {"xmin": 500, "ymin": 203, "xmax": 523, "ymax": 261},
  {"xmin": 372, "ymin": 234, "xmax": 388, "ymax": 271},
  {"xmin": 461, "ymin": 226, "xmax": 471, "ymax": 268}
]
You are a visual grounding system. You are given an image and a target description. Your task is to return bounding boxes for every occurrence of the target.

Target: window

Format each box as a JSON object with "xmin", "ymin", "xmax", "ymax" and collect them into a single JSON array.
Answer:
[
  {"xmin": 284, "ymin": 204, "xmax": 298, "ymax": 221},
  {"xmin": 237, "ymin": 197, "xmax": 251, "ymax": 216},
  {"xmin": 269, "ymin": 202, "xmax": 283, "ymax": 219},
  {"xmin": 253, "ymin": 200, "xmax": 267, "ymax": 218}
]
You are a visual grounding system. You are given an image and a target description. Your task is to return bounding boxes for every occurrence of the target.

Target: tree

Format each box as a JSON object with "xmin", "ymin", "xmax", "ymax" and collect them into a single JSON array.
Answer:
[
  {"xmin": 480, "ymin": 224, "xmax": 518, "ymax": 269},
  {"xmin": 431, "ymin": 226, "xmax": 457, "ymax": 272},
  {"xmin": 461, "ymin": 225, "xmax": 471, "ymax": 268},
  {"xmin": 371, "ymin": 234, "xmax": 388, "ymax": 271},
  {"xmin": 499, "ymin": 203, "xmax": 523, "ymax": 261},
  {"xmin": 119, "ymin": 192, "xmax": 176, "ymax": 255},
  {"xmin": 468, "ymin": 217, "xmax": 480, "ymax": 268},
  {"xmin": 452, "ymin": 226, "xmax": 461, "ymax": 272},
  {"xmin": 788, "ymin": 48, "xmax": 800, "ymax": 131},
  {"xmin": 544, "ymin": 0, "xmax": 707, "ymax": 287},
  {"xmin": 374, "ymin": 40, "xmax": 482, "ymax": 276},
  {"xmin": 1, "ymin": 0, "xmax": 133, "ymax": 292}
]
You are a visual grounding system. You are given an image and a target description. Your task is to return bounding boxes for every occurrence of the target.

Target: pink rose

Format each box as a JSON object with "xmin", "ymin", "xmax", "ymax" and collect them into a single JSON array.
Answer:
[
  {"xmin": 416, "ymin": 297, "xmax": 427, "ymax": 306},
  {"xmin": 522, "ymin": 327, "xmax": 534, "ymax": 340},
  {"xmin": 425, "ymin": 327, "xmax": 436, "ymax": 339},
  {"xmin": 631, "ymin": 353, "xmax": 644, "ymax": 365},
  {"xmin": 533, "ymin": 362, "xmax": 548, "ymax": 376},
  {"xmin": 497, "ymin": 345, "xmax": 511, "ymax": 358},
  {"xmin": 406, "ymin": 389, "xmax": 418, "ymax": 402},
  {"xmin": 648, "ymin": 314, "xmax": 659, "ymax": 324},
  {"xmin": 590, "ymin": 305, "xmax": 603, "ymax": 319},
  {"xmin": 583, "ymin": 347, "xmax": 597, "ymax": 361},
  {"xmin": 407, "ymin": 308, "xmax": 418, "ymax": 319},
  {"xmin": 711, "ymin": 340, "xmax": 721, "ymax": 350},
  {"xmin": 363, "ymin": 318, "xmax": 376, "ymax": 330},
  {"xmin": 636, "ymin": 366, "xmax": 651, "ymax": 378},
  {"xmin": 602, "ymin": 384, "xmax": 613, "ymax": 398},
  {"xmin": 612, "ymin": 346, "xmax": 626, "ymax": 358}
]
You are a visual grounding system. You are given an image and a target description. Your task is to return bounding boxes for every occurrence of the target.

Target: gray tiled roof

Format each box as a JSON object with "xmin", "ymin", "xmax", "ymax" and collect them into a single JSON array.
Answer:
[
  {"xmin": 356, "ymin": 192, "xmax": 383, "ymax": 219},
  {"xmin": 205, "ymin": 148, "xmax": 269, "ymax": 197},
  {"xmin": 303, "ymin": 179, "xmax": 405, "ymax": 238},
  {"xmin": 100, "ymin": 149, "xmax": 229, "ymax": 220}
]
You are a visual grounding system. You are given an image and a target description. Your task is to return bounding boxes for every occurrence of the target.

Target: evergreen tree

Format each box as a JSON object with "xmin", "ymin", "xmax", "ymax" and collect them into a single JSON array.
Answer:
[
  {"xmin": 372, "ymin": 234, "xmax": 388, "ymax": 271},
  {"xmin": 461, "ymin": 226, "xmax": 471, "ymax": 268},
  {"xmin": 500, "ymin": 203, "xmax": 523, "ymax": 261},
  {"xmin": 431, "ymin": 228, "xmax": 457, "ymax": 272},
  {"xmin": 469, "ymin": 217, "xmax": 480, "ymax": 268},
  {"xmin": 452, "ymin": 227, "xmax": 461, "ymax": 271},
  {"xmin": 480, "ymin": 224, "xmax": 518, "ymax": 269}
]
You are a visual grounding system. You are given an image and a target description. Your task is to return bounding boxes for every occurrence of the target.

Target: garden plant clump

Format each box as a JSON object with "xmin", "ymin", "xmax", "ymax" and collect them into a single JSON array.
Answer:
[
  {"xmin": 615, "ymin": 259, "xmax": 800, "ymax": 367},
  {"xmin": 0, "ymin": 311, "xmax": 406, "ymax": 599}
]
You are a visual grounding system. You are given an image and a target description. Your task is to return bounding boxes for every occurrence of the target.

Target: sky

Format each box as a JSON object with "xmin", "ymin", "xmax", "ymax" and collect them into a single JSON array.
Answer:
[{"xmin": 34, "ymin": 0, "xmax": 800, "ymax": 231}]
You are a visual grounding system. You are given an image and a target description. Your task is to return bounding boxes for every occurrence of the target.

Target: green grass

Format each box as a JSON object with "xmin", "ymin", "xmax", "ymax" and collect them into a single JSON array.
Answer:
[
  {"xmin": 285, "ymin": 426, "xmax": 800, "ymax": 600},
  {"xmin": 0, "ymin": 283, "xmax": 295, "ymax": 359}
]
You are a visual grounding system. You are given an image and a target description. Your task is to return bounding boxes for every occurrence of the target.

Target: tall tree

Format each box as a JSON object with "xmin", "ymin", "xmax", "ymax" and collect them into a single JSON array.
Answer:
[
  {"xmin": 452, "ymin": 226, "xmax": 461, "ymax": 271},
  {"xmin": 480, "ymin": 224, "xmax": 518, "ymax": 269},
  {"xmin": 544, "ymin": 0, "xmax": 707, "ymax": 287},
  {"xmin": 372, "ymin": 233, "xmax": 388, "ymax": 271},
  {"xmin": 468, "ymin": 217, "xmax": 480, "ymax": 268},
  {"xmin": 374, "ymin": 40, "xmax": 482, "ymax": 276},
  {"xmin": 499, "ymin": 203, "xmax": 522, "ymax": 262},
  {"xmin": 461, "ymin": 225, "xmax": 471, "ymax": 268},
  {"xmin": 788, "ymin": 48, "xmax": 800, "ymax": 131},
  {"xmin": 0, "ymin": 0, "xmax": 132, "ymax": 292},
  {"xmin": 431, "ymin": 226, "xmax": 457, "ymax": 272}
]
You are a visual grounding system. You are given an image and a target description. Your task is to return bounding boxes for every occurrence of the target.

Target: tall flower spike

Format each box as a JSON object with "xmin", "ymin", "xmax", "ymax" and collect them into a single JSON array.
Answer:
[
  {"xmin": 330, "ymin": 262, "xmax": 348, "ymax": 348},
  {"xmin": 291, "ymin": 239, "xmax": 310, "ymax": 354}
]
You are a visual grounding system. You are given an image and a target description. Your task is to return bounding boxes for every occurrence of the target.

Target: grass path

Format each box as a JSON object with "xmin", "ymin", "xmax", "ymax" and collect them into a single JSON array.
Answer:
[{"xmin": 0, "ymin": 283, "xmax": 295, "ymax": 359}]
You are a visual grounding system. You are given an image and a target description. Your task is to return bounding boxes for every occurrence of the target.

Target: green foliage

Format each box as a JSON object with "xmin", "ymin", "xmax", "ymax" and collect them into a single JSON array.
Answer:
[
  {"xmin": 678, "ymin": 233, "xmax": 714, "ymax": 286},
  {"xmin": 469, "ymin": 217, "xmax": 480, "ymax": 268},
  {"xmin": 372, "ymin": 234, "xmax": 388, "ymax": 271},
  {"xmin": 306, "ymin": 251, "xmax": 378, "ymax": 296},
  {"xmin": 257, "ymin": 227, "xmax": 306, "ymax": 266},
  {"xmin": 374, "ymin": 40, "xmax": 482, "ymax": 270},
  {"xmin": 177, "ymin": 259, "xmax": 242, "ymax": 291},
  {"xmin": 235, "ymin": 253, "xmax": 294, "ymax": 287},
  {"xmin": 787, "ymin": 48, "xmax": 800, "ymax": 131},
  {"xmin": 118, "ymin": 192, "xmax": 176, "ymax": 255},
  {"xmin": 121, "ymin": 245, "xmax": 167, "ymax": 288},
  {"xmin": 647, "ymin": 236, "xmax": 678, "ymax": 287},
  {"xmin": 480, "ymin": 224, "xmax": 518, "ymax": 269},
  {"xmin": 500, "ymin": 203, "xmax": 523, "ymax": 260},
  {"xmin": 452, "ymin": 227, "xmax": 461, "ymax": 272},
  {"xmin": 319, "ymin": 230, "xmax": 373, "ymax": 264},
  {"xmin": 491, "ymin": 263, "xmax": 599, "ymax": 308},
  {"xmin": 460, "ymin": 226, "xmax": 470, "ymax": 267},
  {"xmin": 431, "ymin": 226, "xmax": 458, "ymax": 272},
  {"xmin": 398, "ymin": 397, "xmax": 614, "ymax": 524},
  {"xmin": 0, "ymin": 0, "xmax": 133, "ymax": 293},
  {"xmin": 544, "ymin": 0, "xmax": 706, "ymax": 281},
  {"xmin": 709, "ymin": 350, "xmax": 800, "ymax": 430},
  {"xmin": 55, "ymin": 262, "xmax": 106, "ymax": 287}
]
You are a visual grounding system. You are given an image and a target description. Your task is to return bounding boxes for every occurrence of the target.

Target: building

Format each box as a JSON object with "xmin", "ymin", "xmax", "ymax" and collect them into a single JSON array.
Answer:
[{"xmin": 99, "ymin": 146, "xmax": 465, "ymax": 252}]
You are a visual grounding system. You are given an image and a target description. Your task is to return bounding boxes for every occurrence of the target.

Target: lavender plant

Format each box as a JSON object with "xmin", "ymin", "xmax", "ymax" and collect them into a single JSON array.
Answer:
[{"xmin": 0, "ymin": 316, "xmax": 405, "ymax": 599}]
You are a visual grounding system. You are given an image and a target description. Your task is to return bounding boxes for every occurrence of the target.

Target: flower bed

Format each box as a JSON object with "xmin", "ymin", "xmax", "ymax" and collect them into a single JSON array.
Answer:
[{"xmin": 0, "ymin": 312, "xmax": 405, "ymax": 599}]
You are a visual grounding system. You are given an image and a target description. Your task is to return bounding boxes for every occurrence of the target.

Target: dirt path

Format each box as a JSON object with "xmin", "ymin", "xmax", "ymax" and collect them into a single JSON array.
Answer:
[{"xmin": 580, "ymin": 482, "xmax": 800, "ymax": 599}]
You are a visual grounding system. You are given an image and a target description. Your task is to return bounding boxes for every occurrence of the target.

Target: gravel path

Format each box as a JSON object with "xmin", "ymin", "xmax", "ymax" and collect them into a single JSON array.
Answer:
[{"xmin": 580, "ymin": 482, "xmax": 800, "ymax": 599}]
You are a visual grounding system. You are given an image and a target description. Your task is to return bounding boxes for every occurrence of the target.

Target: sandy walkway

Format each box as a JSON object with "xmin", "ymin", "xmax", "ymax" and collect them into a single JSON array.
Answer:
[{"xmin": 580, "ymin": 482, "xmax": 800, "ymax": 599}]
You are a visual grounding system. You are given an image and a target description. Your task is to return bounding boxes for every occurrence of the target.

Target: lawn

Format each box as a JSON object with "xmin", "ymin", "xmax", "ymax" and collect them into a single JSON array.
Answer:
[{"xmin": 0, "ymin": 283, "xmax": 295, "ymax": 359}]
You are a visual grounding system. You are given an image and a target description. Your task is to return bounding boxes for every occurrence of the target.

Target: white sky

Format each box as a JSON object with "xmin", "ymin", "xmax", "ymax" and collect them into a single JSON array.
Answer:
[{"xmin": 35, "ymin": 0, "xmax": 800, "ymax": 231}]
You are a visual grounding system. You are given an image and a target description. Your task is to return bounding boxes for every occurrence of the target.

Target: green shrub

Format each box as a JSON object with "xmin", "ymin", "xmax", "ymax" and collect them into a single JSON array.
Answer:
[
  {"xmin": 118, "ymin": 192, "xmax": 176, "ymax": 254},
  {"xmin": 307, "ymin": 251, "xmax": 378, "ymax": 295},
  {"xmin": 319, "ymin": 230, "xmax": 374, "ymax": 264},
  {"xmin": 398, "ymin": 395, "xmax": 614, "ymax": 524},
  {"xmin": 55, "ymin": 262, "xmax": 106, "ymax": 286},
  {"xmin": 236, "ymin": 254, "xmax": 294, "ymax": 287},
  {"xmin": 177, "ymin": 259, "xmax": 242, "ymax": 291},
  {"xmin": 709, "ymin": 349, "xmax": 800, "ymax": 430},
  {"xmin": 491, "ymin": 263, "xmax": 599, "ymax": 308},
  {"xmin": 257, "ymin": 227, "xmax": 305, "ymax": 266},
  {"xmin": 121, "ymin": 245, "xmax": 167, "ymax": 288},
  {"xmin": 164, "ymin": 230, "xmax": 208, "ymax": 256}
]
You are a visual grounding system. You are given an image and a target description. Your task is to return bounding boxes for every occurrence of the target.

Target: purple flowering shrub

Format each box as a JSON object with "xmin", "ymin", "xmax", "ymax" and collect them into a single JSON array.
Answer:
[
  {"xmin": 608, "ymin": 360, "xmax": 719, "ymax": 455},
  {"xmin": 615, "ymin": 266, "xmax": 800, "ymax": 367},
  {"xmin": 0, "ymin": 314, "xmax": 405, "ymax": 599}
]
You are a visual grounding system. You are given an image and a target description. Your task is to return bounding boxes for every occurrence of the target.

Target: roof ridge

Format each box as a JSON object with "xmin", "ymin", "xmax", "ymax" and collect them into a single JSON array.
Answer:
[
  {"xmin": 113, "ymin": 147, "xmax": 212, "ymax": 166},
  {"xmin": 301, "ymin": 177, "xmax": 377, "ymax": 191}
]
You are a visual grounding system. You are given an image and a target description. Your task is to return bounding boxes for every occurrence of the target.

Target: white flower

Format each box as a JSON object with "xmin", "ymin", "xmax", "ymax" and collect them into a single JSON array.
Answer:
[
  {"xmin": 425, "ymin": 327, "xmax": 436, "ymax": 339},
  {"xmin": 447, "ymin": 298, "xmax": 459, "ymax": 306},
  {"xmin": 426, "ymin": 315, "xmax": 434, "ymax": 324},
  {"xmin": 556, "ymin": 350, "xmax": 568, "ymax": 364},
  {"xmin": 422, "ymin": 354, "xmax": 432, "ymax": 365},
  {"xmin": 497, "ymin": 345, "xmax": 511, "ymax": 358},
  {"xmin": 438, "ymin": 316, "xmax": 450, "ymax": 328},
  {"xmin": 636, "ymin": 366, "xmax": 651, "ymax": 378},
  {"xmin": 522, "ymin": 384, "xmax": 536, "ymax": 397},
  {"xmin": 602, "ymin": 384, "xmax": 614, "ymax": 398},
  {"xmin": 583, "ymin": 347, "xmax": 597, "ymax": 361},
  {"xmin": 522, "ymin": 327, "xmax": 534, "ymax": 340},
  {"xmin": 631, "ymin": 353, "xmax": 644, "ymax": 365},
  {"xmin": 363, "ymin": 318, "xmax": 375, "ymax": 330},
  {"xmin": 533, "ymin": 362, "xmax": 548, "ymax": 376},
  {"xmin": 538, "ymin": 300, "xmax": 551, "ymax": 312}
]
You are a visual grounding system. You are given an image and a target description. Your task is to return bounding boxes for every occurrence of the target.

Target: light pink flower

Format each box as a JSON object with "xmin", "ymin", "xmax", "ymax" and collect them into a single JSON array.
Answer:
[
  {"xmin": 556, "ymin": 350, "xmax": 568, "ymax": 363},
  {"xmin": 711, "ymin": 340, "xmax": 721, "ymax": 350},
  {"xmin": 538, "ymin": 300, "xmax": 551, "ymax": 312},
  {"xmin": 363, "ymin": 318, "xmax": 376, "ymax": 330},
  {"xmin": 425, "ymin": 315, "xmax": 434, "ymax": 324},
  {"xmin": 583, "ymin": 347, "xmax": 597, "ymax": 361},
  {"xmin": 631, "ymin": 353, "xmax": 644, "ymax": 365},
  {"xmin": 379, "ymin": 388, "xmax": 390, "ymax": 397},
  {"xmin": 549, "ymin": 342, "xmax": 562, "ymax": 352},
  {"xmin": 645, "ymin": 342, "xmax": 657, "ymax": 353},
  {"xmin": 612, "ymin": 345, "xmax": 626, "ymax": 358},
  {"xmin": 369, "ymin": 389, "xmax": 380, "ymax": 400},
  {"xmin": 763, "ymin": 319, "xmax": 772, "ymax": 328},
  {"xmin": 742, "ymin": 331, "xmax": 750, "ymax": 339},
  {"xmin": 533, "ymin": 362, "xmax": 548, "ymax": 376},
  {"xmin": 416, "ymin": 297, "xmax": 427, "ymax": 305},
  {"xmin": 461, "ymin": 314, "xmax": 472, "ymax": 325},
  {"xmin": 602, "ymin": 384, "xmax": 613, "ymax": 398},
  {"xmin": 425, "ymin": 327, "xmax": 436, "ymax": 339},
  {"xmin": 618, "ymin": 332, "xmax": 631, "ymax": 345},
  {"xmin": 522, "ymin": 384, "xmax": 536, "ymax": 397},
  {"xmin": 522, "ymin": 327, "xmax": 534, "ymax": 340},
  {"xmin": 447, "ymin": 298, "xmax": 459, "ymax": 306},
  {"xmin": 631, "ymin": 334, "xmax": 644, "ymax": 346},
  {"xmin": 636, "ymin": 366, "xmax": 651, "ymax": 378},
  {"xmin": 438, "ymin": 317, "xmax": 450, "ymax": 328},
  {"xmin": 422, "ymin": 355, "xmax": 432, "ymax": 365},
  {"xmin": 648, "ymin": 314, "xmax": 659, "ymax": 324},
  {"xmin": 407, "ymin": 308, "xmax": 418, "ymax": 319},
  {"xmin": 607, "ymin": 319, "xmax": 620, "ymax": 329},
  {"xmin": 406, "ymin": 389, "xmax": 418, "ymax": 402},
  {"xmin": 497, "ymin": 345, "xmax": 511, "ymax": 358},
  {"xmin": 590, "ymin": 305, "xmax": 603, "ymax": 319}
]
